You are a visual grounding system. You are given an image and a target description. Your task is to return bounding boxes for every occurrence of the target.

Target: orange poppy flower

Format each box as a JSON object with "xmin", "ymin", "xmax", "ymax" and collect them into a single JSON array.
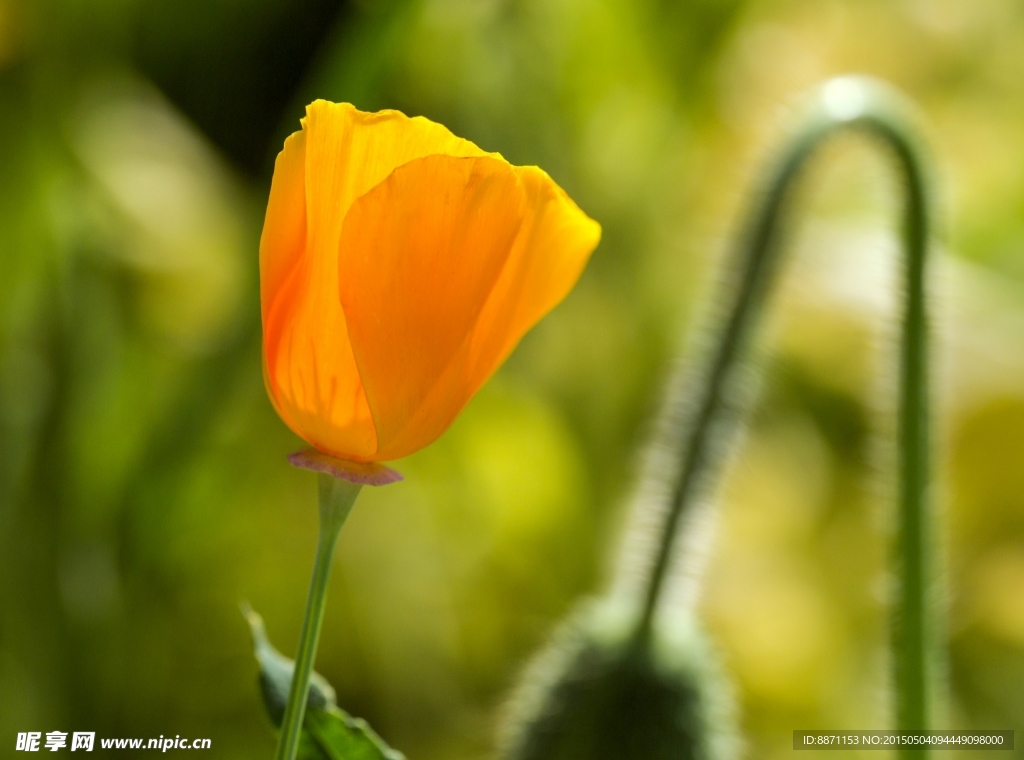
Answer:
[{"xmin": 260, "ymin": 101, "xmax": 601, "ymax": 463}]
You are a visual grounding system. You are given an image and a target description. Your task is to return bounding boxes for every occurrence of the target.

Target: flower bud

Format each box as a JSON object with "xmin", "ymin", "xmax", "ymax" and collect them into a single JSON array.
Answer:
[{"xmin": 500, "ymin": 599, "xmax": 738, "ymax": 760}]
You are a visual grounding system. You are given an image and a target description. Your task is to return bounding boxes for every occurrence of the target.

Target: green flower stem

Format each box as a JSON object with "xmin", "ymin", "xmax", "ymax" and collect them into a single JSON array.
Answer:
[
  {"xmin": 276, "ymin": 474, "xmax": 362, "ymax": 760},
  {"xmin": 637, "ymin": 77, "xmax": 935, "ymax": 756}
]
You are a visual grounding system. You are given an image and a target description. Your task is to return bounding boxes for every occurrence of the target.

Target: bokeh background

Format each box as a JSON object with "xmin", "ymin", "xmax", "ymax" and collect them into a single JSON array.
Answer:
[{"xmin": 2, "ymin": 0, "xmax": 1024, "ymax": 758}]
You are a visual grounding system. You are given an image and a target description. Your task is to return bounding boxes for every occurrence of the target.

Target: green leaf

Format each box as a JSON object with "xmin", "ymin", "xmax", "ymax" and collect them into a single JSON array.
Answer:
[
  {"xmin": 243, "ymin": 603, "xmax": 405, "ymax": 760},
  {"xmin": 295, "ymin": 730, "xmax": 332, "ymax": 760},
  {"xmin": 242, "ymin": 602, "xmax": 337, "ymax": 725},
  {"xmin": 306, "ymin": 705, "xmax": 405, "ymax": 760}
]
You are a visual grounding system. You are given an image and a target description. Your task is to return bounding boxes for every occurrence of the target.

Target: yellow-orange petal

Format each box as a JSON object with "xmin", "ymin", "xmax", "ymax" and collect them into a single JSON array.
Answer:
[
  {"xmin": 260, "ymin": 129, "xmax": 308, "ymax": 428},
  {"xmin": 462, "ymin": 165, "xmax": 602, "ymax": 389},
  {"xmin": 375, "ymin": 165, "xmax": 600, "ymax": 461},
  {"xmin": 337, "ymin": 155, "xmax": 528, "ymax": 459},
  {"xmin": 260, "ymin": 129, "xmax": 307, "ymax": 327},
  {"xmin": 260, "ymin": 102, "xmax": 491, "ymax": 460},
  {"xmin": 301, "ymin": 101, "xmax": 489, "ymax": 256}
]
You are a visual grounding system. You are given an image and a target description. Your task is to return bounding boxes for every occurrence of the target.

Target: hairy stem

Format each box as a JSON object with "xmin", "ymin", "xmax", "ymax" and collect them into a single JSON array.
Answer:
[{"xmin": 637, "ymin": 77, "xmax": 935, "ymax": 754}]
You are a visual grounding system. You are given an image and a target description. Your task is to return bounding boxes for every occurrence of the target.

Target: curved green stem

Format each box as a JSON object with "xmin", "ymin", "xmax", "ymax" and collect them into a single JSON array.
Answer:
[
  {"xmin": 276, "ymin": 474, "xmax": 362, "ymax": 760},
  {"xmin": 637, "ymin": 77, "xmax": 935, "ymax": 754}
]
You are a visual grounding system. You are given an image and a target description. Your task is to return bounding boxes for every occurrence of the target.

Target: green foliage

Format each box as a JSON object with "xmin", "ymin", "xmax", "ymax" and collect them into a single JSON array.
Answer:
[
  {"xmin": 245, "ymin": 604, "xmax": 404, "ymax": 760},
  {"xmin": 4, "ymin": 1, "xmax": 1024, "ymax": 759},
  {"xmin": 304, "ymin": 707, "xmax": 405, "ymax": 760}
]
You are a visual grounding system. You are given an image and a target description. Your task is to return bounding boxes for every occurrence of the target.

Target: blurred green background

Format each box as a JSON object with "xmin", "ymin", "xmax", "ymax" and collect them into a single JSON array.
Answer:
[{"xmin": 2, "ymin": 0, "xmax": 1024, "ymax": 758}]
